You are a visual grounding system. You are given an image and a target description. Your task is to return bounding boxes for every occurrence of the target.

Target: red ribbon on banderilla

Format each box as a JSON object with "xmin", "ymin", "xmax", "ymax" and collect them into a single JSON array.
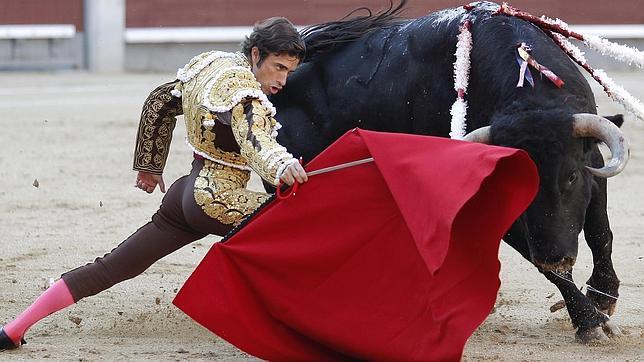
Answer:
[
  {"xmin": 277, "ymin": 157, "xmax": 374, "ymax": 199},
  {"xmin": 516, "ymin": 42, "xmax": 564, "ymax": 89}
]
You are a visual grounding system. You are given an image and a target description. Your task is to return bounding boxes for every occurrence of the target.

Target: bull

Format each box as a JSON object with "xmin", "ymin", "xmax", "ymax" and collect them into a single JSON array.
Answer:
[{"xmin": 269, "ymin": 1, "xmax": 629, "ymax": 341}]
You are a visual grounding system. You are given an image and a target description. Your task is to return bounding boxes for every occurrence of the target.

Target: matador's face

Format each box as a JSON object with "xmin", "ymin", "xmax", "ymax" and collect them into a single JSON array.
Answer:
[{"xmin": 251, "ymin": 47, "xmax": 300, "ymax": 95}]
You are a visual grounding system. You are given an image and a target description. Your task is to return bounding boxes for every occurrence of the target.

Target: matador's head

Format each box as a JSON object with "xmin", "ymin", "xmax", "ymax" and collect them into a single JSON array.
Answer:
[{"xmin": 241, "ymin": 17, "xmax": 306, "ymax": 95}]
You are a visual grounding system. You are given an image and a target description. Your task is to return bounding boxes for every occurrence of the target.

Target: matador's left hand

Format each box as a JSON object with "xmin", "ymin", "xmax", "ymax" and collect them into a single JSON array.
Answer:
[
  {"xmin": 135, "ymin": 171, "xmax": 166, "ymax": 194},
  {"xmin": 280, "ymin": 161, "xmax": 308, "ymax": 186}
]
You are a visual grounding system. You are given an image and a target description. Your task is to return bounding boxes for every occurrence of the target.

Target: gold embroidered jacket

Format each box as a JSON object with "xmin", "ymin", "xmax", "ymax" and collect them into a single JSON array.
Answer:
[
  {"xmin": 132, "ymin": 51, "xmax": 297, "ymax": 185},
  {"xmin": 132, "ymin": 81, "xmax": 182, "ymax": 174}
]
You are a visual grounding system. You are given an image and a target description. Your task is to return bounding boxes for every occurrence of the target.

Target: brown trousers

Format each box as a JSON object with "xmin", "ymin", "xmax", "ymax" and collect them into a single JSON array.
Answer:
[{"xmin": 61, "ymin": 159, "xmax": 240, "ymax": 302}]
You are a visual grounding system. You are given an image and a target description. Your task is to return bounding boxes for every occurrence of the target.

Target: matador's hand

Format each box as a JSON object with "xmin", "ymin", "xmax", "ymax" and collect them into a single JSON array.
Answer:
[
  {"xmin": 279, "ymin": 161, "xmax": 308, "ymax": 186},
  {"xmin": 135, "ymin": 171, "xmax": 166, "ymax": 194}
]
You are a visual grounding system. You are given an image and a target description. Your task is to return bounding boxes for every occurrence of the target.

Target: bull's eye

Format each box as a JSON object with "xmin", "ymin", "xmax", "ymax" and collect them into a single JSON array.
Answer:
[{"xmin": 568, "ymin": 171, "xmax": 578, "ymax": 185}]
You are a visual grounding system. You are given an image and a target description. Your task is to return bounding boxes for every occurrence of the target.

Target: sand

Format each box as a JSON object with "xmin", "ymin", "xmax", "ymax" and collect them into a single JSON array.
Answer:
[{"xmin": 0, "ymin": 71, "xmax": 642, "ymax": 361}]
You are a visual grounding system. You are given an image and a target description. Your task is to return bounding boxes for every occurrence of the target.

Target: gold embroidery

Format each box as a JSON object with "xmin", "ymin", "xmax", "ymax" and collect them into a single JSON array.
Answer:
[
  {"xmin": 207, "ymin": 67, "xmax": 263, "ymax": 111},
  {"xmin": 133, "ymin": 81, "xmax": 182, "ymax": 174},
  {"xmin": 194, "ymin": 160, "xmax": 269, "ymax": 225},
  {"xmin": 179, "ymin": 52, "xmax": 293, "ymax": 184},
  {"xmin": 204, "ymin": 146, "xmax": 249, "ymax": 167},
  {"xmin": 231, "ymin": 100, "xmax": 293, "ymax": 185},
  {"xmin": 181, "ymin": 54, "xmax": 254, "ymax": 169}
]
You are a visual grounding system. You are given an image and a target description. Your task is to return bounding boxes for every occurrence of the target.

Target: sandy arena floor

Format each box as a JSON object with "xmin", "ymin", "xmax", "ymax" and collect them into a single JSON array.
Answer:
[{"xmin": 0, "ymin": 71, "xmax": 642, "ymax": 361}]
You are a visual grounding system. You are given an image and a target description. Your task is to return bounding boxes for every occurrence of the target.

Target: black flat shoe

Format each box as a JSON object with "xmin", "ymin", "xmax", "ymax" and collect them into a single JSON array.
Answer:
[{"xmin": 0, "ymin": 327, "xmax": 25, "ymax": 351}]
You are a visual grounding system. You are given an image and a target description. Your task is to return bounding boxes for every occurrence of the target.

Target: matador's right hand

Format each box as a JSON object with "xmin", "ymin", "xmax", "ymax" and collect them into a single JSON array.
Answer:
[{"xmin": 135, "ymin": 171, "xmax": 166, "ymax": 194}]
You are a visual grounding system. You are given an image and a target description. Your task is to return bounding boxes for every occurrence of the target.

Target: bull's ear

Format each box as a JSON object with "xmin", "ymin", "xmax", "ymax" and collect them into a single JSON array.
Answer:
[{"xmin": 603, "ymin": 114, "xmax": 624, "ymax": 128}]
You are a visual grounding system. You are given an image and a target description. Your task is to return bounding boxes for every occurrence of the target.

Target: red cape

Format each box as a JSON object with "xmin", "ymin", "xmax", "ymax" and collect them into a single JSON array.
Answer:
[{"xmin": 174, "ymin": 129, "xmax": 539, "ymax": 361}]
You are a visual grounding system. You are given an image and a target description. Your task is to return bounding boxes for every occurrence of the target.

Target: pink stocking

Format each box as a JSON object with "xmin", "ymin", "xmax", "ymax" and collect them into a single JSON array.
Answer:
[{"xmin": 3, "ymin": 279, "xmax": 75, "ymax": 344}]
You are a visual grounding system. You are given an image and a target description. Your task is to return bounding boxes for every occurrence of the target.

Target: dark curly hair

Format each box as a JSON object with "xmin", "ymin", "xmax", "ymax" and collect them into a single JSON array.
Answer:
[{"xmin": 241, "ymin": 17, "xmax": 306, "ymax": 67}]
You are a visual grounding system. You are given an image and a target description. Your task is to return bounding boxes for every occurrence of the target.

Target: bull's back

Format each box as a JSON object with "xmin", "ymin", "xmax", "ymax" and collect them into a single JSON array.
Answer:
[
  {"xmin": 275, "ymin": 13, "xmax": 465, "ymax": 139},
  {"xmin": 273, "ymin": 2, "xmax": 596, "ymax": 158}
]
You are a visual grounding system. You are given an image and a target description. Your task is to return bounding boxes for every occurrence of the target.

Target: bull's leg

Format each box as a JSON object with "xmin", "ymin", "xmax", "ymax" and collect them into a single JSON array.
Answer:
[
  {"xmin": 583, "ymin": 177, "xmax": 620, "ymax": 316},
  {"xmin": 503, "ymin": 222, "xmax": 615, "ymax": 342},
  {"xmin": 541, "ymin": 270, "xmax": 621, "ymax": 342}
]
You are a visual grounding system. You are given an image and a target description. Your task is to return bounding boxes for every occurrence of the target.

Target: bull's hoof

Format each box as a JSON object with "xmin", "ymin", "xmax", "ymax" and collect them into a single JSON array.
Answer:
[
  {"xmin": 575, "ymin": 326, "xmax": 609, "ymax": 343},
  {"xmin": 601, "ymin": 320, "xmax": 622, "ymax": 338},
  {"xmin": 575, "ymin": 320, "xmax": 622, "ymax": 343}
]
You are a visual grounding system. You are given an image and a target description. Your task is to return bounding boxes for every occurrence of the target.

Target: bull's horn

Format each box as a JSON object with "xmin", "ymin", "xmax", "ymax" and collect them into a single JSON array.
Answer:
[
  {"xmin": 463, "ymin": 126, "xmax": 491, "ymax": 144},
  {"xmin": 572, "ymin": 113, "xmax": 629, "ymax": 178}
]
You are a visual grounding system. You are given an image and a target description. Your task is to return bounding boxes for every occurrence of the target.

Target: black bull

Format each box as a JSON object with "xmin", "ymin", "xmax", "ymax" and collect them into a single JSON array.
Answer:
[{"xmin": 269, "ymin": 2, "xmax": 628, "ymax": 341}]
